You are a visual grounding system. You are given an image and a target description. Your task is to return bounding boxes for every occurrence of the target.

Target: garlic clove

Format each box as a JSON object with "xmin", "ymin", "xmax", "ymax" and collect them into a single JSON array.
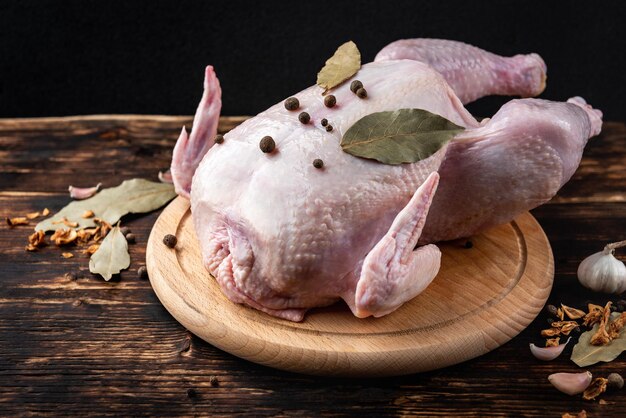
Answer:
[
  {"xmin": 577, "ymin": 247, "xmax": 626, "ymax": 294},
  {"xmin": 68, "ymin": 183, "xmax": 102, "ymax": 200},
  {"xmin": 530, "ymin": 337, "xmax": 572, "ymax": 361},
  {"xmin": 548, "ymin": 371, "xmax": 593, "ymax": 396}
]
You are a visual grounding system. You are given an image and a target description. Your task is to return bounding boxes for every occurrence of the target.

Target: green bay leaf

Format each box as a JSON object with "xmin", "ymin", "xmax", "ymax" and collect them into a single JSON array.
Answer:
[
  {"xmin": 316, "ymin": 41, "xmax": 361, "ymax": 94},
  {"xmin": 36, "ymin": 179, "xmax": 176, "ymax": 232},
  {"xmin": 89, "ymin": 225, "xmax": 130, "ymax": 281},
  {"xmin": 571, "ymin": 313, "xmax": 626, "ymax": 367},
  {"xmin": 340, "ymin": 109, "xmax": 464, "ymax": 165}
]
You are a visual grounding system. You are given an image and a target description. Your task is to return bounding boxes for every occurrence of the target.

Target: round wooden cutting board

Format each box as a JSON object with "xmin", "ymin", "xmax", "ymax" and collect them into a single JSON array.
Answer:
[{"xmin": 147, "ymin": 197, "xmax": 554, "ymax": 377}]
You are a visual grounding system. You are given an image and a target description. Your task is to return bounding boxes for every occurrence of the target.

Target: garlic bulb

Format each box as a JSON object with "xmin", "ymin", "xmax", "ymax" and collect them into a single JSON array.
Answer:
[{"xmin": 577, "ymin": 240, "xmax": 626, "ymax": 294}]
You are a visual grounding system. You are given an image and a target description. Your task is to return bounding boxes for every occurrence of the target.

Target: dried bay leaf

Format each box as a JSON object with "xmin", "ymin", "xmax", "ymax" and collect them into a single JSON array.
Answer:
[
  {"xmin": 341, "ymin": 109, "xmax": 463, "ymax": 165},
  {"xmin": 36, "ymin": 179, "xmax": 176, "ymax": 232},
  {"xmin": 316, "ymin": 41, "xmax": 361, "ymax": 94},
  {"xmin": 89, "ymin": 225, "xmax": 130, "ymax": 281},
  {"xmin": 571, "ymin": 313, "xmax": 626, "ymax": 367}
]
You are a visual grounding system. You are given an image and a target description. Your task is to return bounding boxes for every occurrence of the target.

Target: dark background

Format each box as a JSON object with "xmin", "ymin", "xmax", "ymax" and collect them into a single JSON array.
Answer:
[{"xmin": 1, "ymin": 0, "xmax": 624, "ymax": 120}]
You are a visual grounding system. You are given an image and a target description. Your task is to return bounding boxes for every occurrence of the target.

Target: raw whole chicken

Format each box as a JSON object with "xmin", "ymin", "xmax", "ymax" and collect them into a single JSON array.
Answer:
[{"xmin": 170, "ymin": 39, "xmax": 602, "ymax": 322}]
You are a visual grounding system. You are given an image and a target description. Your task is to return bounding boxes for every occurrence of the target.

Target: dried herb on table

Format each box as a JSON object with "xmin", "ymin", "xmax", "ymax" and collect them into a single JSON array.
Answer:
[
  {"xmin": 89, "ymin": 225, "xmax": 130, "ymax": 281},
  {"xmin": 316, "ymin": 41, "xmax": 361, "ymax": 94},
  {"xmin": 37, "ymin": 179, "xmax": 176, "ymax": 232},
  {"xmin": 571, "ymin": 312, "xmax": 626, "ymax": 367}
]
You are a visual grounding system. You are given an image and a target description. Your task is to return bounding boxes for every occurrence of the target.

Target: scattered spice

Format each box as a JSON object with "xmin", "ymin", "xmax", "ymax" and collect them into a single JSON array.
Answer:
[
  {"xmin": 464, "ymin": 240, "xmax": 473, "ymax": 249},
  {"xmin": 26, "ymin": 211, "xmax": 41, "ymax": 220},
  {"xmin": 356, "ymin": 87, "xmax": 367, "ymax": 99},
  {"xmin": 163, "ymin": 234, "xmax": 177, "ymax": 248},
  {"xmin": 7, "ymin": 217, "xmax": 29, "ymax": 226},
  {"xmin": 214, "ymin": 134, "xmax": 224, "ymax": 144},
  {"xmin": 259, "ymin": 136, "xmax": 276, "ymax": 153},
  {"xmin": 284, "ymin": 97, "xmax": 299, "ymax": 111},
  {"xmin": 186, "ymin": 388, "xmax": 197, "ymax": 398},
  {"xmin": 313, "ymin": 159, "xmax": 324, "ymax": 169},
  {"xmin": 582, "ymin": 377, "xmax": 608, "ymax": 400},
  {"xmin": 546, "ymin": 304, "xmax": 559, "ymax": 317},
  {"xmin": 562, "ymin": 304, "xmax": 586, "ymax": 320},
  {"xmin": 83, "ymin": 244, "xmax": 100, "ymax": 255},
  {"xmin": 325, "ymin": 125, "xmax": 333, "ymax": 132},
  {"xmin": 298, "ymin": 112, "xmax": 310, "ymax": 124},
  {"xmin": 608, "ymin": 311, "xmax": 626, "ymax": 339},
  {"xmin": 546, "ymin": 337, "xmax": 560, "ymax": 347},
  {"xmin": 541, "ymin": 328, "xmax": 561, "ymax": 337},
  {"xmin": 590, "ymin": 301, "xmax": 612, "ymax": 345},
  {"xmin": 561, "ymin": 411, "xmax": 587, "ymax": 418},
  {"xmin": 126, "ymin": 233, "xmax": 136, "ymax": 244},
  {"xmin": 350, "ymin": 80, "xmax": 363, "ymax": 93},
  {"xmin": 53, "ymin": 217, "xmax": 79, "ymax": 228},
  {"xmin": 321, "ymin": 118, "xmax": 328, "ymax": 127},
  {"xmin": 137, "ymin": 266, "xmax": 148, "ymax": 280},
  {"xmin": 324, "ymin": 94, "xmax": 336, "ymax": 108},
  {"xmin": 26, "ymin": 230, "xmax": 46, "ymax": 251},
  {"xmin": 82, "ymin": 210, "xmax": 95, "ymax": 219},
  {"xmin": 607, "ymin": 373, "xmax": 624, "ymax": 389},
  {"xmin": 209, "ymin": 376, "xmax": 219, "ymax": 387},
  {"xmin": 51, "ymin": 228, "xmax": 78, "ymax": 246},
  {"xmin": 62, "ymin": 252, "xmax": 74, "ymax": 259}
]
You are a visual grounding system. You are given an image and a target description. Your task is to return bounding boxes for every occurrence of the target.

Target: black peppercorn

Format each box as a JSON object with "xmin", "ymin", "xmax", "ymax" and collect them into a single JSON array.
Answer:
[
  {"xmin": 313, "ymin": 159, "xmax": 324, "ymax": 169},
  {"xmin": 321, "ymin": 118, "xmax": 328, "ymax": 127},
  {"xmin": 186, "ymin": 388, "xmax": 197, "ymax": 398},
  {"xmin": 350, "ymin": 80, "xmax": 363, "ymax": 93},
  {"xmin": 137, "ymin": 266, "xmax": 148, "ymax": 280},
  {"xmin": 356, "ymin": 87, "xmax": 367, "ymax": 98},
  {"xmin": 259, "ymin": 136, "xmax": 275, "ymax": 153},
  {"xmin": 126, "ymin": 233, "xmax": 136, "ymax": 244},
  {"xmin": 284, "ymin": 97, "xmax": 299, "ymax": 111},
  {"xmin": 214, "ymin": 134, "xmax": 224, "ymax": 144},
  {"xmin": 325, "ymin": 125, "xmax": 333, "ymax": 132},
  {"xmin": 298, "ymin": 112, "xmax": 310, "ymax": 124},
  {"xmin": 163, "ymin": 234, "xmax": 177, "ymax": 248},
  {"xmin": 546, "ymin": 304, "xmax": 559, "ymax": 317},
  {"xmin": 209, "ymin": 376, "xmax": 219, "ymax": 387},
  {"xmin": 464, "ymin": 240, "xmax": 473, "ymax": 249},
  {"xmin": 324, "ymin": 95, "xmax": 336, "ymax": 108}
]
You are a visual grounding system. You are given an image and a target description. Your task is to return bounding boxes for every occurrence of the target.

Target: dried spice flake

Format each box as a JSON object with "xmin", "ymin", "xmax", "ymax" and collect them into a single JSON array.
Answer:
[
  {"xmin": 562, "ymin": 411, "xmax": 587, "ymax": 418},
  {"xmin": 546, "ymin": 337, "xmax": 560, "ymax": 347},
  {"xmin": 7, "ymin": 217, "xmax": 29, "ymax": 226},
  {"xmin": 572, "ymin": 312, "xmax": 626, "ymax": 367},
  {"xmin": 562, "ymin": 304, "xmax": 586, "ymax": 320},
  {"xmin": 582, "ymin": 377, "xmax": 608, "ymax": 400},
  {"xmin": 590, "ymin": 301, "xmax": 613, "ymax": 346},
  {"xmin": 541, "ymin": 328, "xmax": 561, "ymax": 337},
  {"xmin": 83, "ymin": 244, "xmax": 100, "ymax": 255},
  {"xmin": 82, "ymin": 210, "xmax": 95, "ymax": 219},
  {"xmin": 62, "ymin": 252, "xmax": 74, "ymax": 259},
  {"xmin": 50, "ymin": 228, "xmax": 78, "ymax": 246},
  {"xmin": 26, "ymin": 230, "xmax": 46, "ymax": 251}
]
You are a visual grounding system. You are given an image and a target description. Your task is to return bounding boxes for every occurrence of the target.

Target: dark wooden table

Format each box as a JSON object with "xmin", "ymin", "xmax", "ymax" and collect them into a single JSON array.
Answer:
[{"xmin": 1, "ymin": 116, "xmax": 625, "ymax": 417}]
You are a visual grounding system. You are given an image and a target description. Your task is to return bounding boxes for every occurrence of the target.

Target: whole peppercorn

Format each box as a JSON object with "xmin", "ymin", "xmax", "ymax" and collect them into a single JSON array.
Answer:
[
  {"xmin": 321, "ymin": 118, "xmax": 328, "ymax": 127},
  {"xmin": 324, "ymin": 95, "xmax": 336, "ymax": 108},
  {"xmin": 284, "ymin": 97, "xmax": 299, "ymax": 111},
  {"xmin": 608, "ymin": 373, "xmax": 624, "ymax": 390},
  {"xmin": 464, "ymin": 240, "xmax": 473, "ymax": 249},
  {"xmin": 298, "ymin": 112, "xmax": 310, "ymax": 124},
  {"xmin": 259, "ymin": 136, "xmax": 276, "ymax": 153},
  {"xmin": 325, "ymin": 125, "xmax": 333, "ymax": 132},
  {"xmin": 313, "ymin": 159, "xmax": 324, "ymax": 169},
  {"xmin": 214, "ymin": 134, "xmax": 224, "ymax": 144},
  {"xmin": 126, "ymin": 233, "xmax": 136, "ymax": 244},
  {"xmin": 350, "ymin": 80, "xmax": 363, "ymax": 93},
  {"xmin": 163, "ymin": 234, "xmax": 177, "ymax": 248},
  {"xmin": 186, "ymin": 388, "xmax": 197, "ymax": 398},
  {"xmin": 546, "ymin": 304, "xmax": 559, "ymax": 317},
  {"xmin": 356, "ymin": 87, "xmax": 368, "ymax": 99},
  {"xmin": 137, "ymin": 266, "xmax": 148, "ymax": 280},
  {"xmin": 209, "ymin": 376, "xmax": 219, "ymax": 387}
]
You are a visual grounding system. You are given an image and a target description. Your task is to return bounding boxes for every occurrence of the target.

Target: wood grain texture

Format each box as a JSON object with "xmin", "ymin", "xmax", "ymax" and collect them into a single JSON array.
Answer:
[
  {"xmin": 147, "ymin": 198, "xmax": 553, "ymax": 377},
  {"xmin": 0, "ymin": 115, "xmax": 625, "ymax": 416}
]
